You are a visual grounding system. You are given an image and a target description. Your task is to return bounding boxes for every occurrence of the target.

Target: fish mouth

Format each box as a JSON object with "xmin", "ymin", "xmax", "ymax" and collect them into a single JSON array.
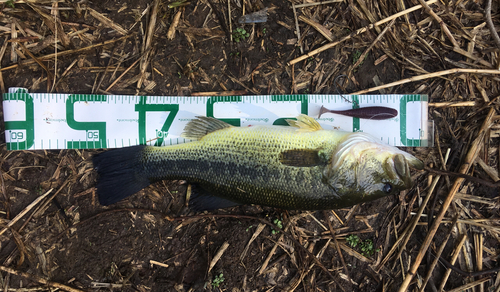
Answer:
[
  {"xmin": 393, "ymin": 154, "xmax": 423, "ymax": 188},
  {"xmin": 407, "ymin": 156, "xmax": 424, "ymax": 170}
]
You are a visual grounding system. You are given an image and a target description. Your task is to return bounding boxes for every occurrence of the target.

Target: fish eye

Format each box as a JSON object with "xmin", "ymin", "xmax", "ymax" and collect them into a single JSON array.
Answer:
[{"xmin": 383, "ymin": 183, "xmax": 392, "ymax": 193}]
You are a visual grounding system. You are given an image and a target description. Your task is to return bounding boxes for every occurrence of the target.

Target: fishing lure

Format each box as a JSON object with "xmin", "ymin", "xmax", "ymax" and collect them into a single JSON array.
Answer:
[{"xmin": 318, "ymin": 105, "xmax": 398, "ymax": 120}]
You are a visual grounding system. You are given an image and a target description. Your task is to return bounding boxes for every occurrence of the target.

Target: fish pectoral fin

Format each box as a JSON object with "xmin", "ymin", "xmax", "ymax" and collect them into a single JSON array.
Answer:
[
  {"xmin": 189, "ymin": 185, "xmax": 241, "ymax": 211},
  {"xmin": 285, "ymin": 114, "xmax": 323, "ymax": 132},
  {"xmin": 279, "ymin": 149, "xmax": 322, "ymax": 167},
  {"xmin": 181, "ymin": 116, "xmax": 233, "ymax": 140}
]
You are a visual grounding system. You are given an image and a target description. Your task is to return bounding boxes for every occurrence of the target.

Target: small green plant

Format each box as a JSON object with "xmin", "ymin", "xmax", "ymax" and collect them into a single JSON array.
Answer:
[
  {"xmin": 346, "ymin": 234, "xmax": 360, "ymax": 247},
  {"xmin": 6, "ymin": 0, "xmax": 15, "ymax": 8},
  {"xmin": 262, "ymin": 28, "xmax": 267, "ymax": 34},
  {"xmin": 233, "ymin": 28, "xmax": 249, "ymax": 43},
  {"xmin": 177, "ymin": 72, "xmax": 182, "ymax": 78},
  {"xmin": 346, "ymin": 235, "xmax": 379, "ymax": 257},
  {"xmin": 352, "ymin": 49, "xmax": 367, "ymax": 67},
  {"xmin": 352, "ymin": 50, "xmax": 362, "ymax": 64},
  {"xmin": 167, "ymin": 0, "xmax": 190, "ymax": 9},
  {"xmin": 246, "ymin": 225, "xmax": 253, "ymax": 232},
  {"xmin": 359, "ymin": 239, "xmax": 379, "ymax": 257},
  {"xmin": 271, "ymin": 218, "xmax": 283, "ymax": 234},
  {"xmin": 212, "ymin": 273, "xmax": 224, "ymax": 287}
]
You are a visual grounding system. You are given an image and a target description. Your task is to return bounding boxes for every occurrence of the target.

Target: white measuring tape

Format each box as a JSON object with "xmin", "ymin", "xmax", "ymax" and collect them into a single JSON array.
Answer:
[{"xmin": 3, "ymin": 88, "xmax": 430, "ymax": 150}]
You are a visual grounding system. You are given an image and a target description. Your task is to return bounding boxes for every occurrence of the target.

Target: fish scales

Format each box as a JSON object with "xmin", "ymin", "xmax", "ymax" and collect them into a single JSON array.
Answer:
[
  {"xmin": 93, "ymin": 115, "xmax": 424, "ymax": 210},
  {"xmin": 139, "ymin": 125, "xmax": 347, "ymax": 209}
]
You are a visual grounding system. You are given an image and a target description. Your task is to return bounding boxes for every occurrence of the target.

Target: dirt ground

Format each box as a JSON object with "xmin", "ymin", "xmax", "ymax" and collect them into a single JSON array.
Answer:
[{"xmin": 0, "ymin": 0, "xmax": 499, "ymax": 291}]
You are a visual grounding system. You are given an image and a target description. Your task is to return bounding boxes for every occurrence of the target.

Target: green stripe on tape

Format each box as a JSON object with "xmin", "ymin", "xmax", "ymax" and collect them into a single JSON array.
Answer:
[
  {"xmin": 4, "ymin": 88, "xmax": 34, "ymax": 150},
  {"xmin": 66, "ymin": 94, "xmax": 107, "ymax": 149},
  {"xmin": 400, "ymin": 94, "xmax": 421, "ymax": 147}
]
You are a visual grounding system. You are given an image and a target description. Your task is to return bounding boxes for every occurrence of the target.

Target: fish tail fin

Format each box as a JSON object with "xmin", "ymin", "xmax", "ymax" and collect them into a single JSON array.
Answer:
[{"xmin": 93, "ymin": 145, "xmax": 151, "ymax": 206}]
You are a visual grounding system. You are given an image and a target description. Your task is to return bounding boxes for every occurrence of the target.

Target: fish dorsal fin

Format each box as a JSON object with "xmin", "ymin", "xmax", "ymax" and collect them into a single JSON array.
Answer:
[
  {"xmin": 279, "ymin": 149, "xmax": 322, "ymax": 167},
  {"xmin": 285, "ymin": 114, "xmax": 323, "ymax": 132},
  {"xmin": 181, "ymin": 116, "xmax": 233, "ymax": 140}
]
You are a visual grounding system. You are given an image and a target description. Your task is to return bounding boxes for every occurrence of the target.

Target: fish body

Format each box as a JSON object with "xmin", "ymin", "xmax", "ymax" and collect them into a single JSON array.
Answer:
[{"xmin": 93, "ymin": 115, "xmax": 423, "ymax": 210}]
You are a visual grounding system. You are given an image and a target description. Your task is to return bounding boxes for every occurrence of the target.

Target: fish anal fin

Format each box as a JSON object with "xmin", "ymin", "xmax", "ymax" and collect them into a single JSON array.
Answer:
[
  {"xmin": 279, "ymin": 149, "xmax": 322, "ymax": 167},
  {"xmin": 285, "ymin": 114, "xmax": 323, "ymax": 132},
  {"xmin": 189, "ymin": 185, "xmax": 241, "ymax": 211},
  {"xmin": 181, "ymin": 116, "xmax": 233, "ymax": 140}
]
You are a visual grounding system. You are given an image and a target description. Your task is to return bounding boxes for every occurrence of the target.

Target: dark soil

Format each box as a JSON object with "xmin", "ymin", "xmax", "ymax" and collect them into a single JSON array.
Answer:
[{"xmin": 0, "ymin": 0, "xmax": 499, "ymax": 291}]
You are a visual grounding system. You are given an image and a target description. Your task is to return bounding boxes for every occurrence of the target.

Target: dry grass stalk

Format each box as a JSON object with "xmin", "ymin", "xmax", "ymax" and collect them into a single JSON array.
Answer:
[
  {"xmin": 353, "ymin": 69, "xmax": 500, "ymax": 94},
  {"xmin": 0, "ymin": 265, "xmax": 83, "ymax": 292},
  {"xmin": 495, "ymin": 274, "xmax": 500, "ymax": 292},
  {"xmin": 0, "ymin": 188, "xmax": 53, "ymax": 237},
  {"xmin": 418, "ymin": 215, "xmax": 458, "ymax": 292},
  {"xmin": 331, "ymin": 210, "xmax": 344, "ymax": 225},
  {"xmin": 438, "ymin": 234, "xmax": 467, "ymax": 291},
  {"xmin": 149, "ymin": 260, "xmax": 169, "ymax": 268},
  {"xmin": 289, "ymin": 0, "xmax": 438, "ymax": 65},
  {"xmin": 259, "ymin": 225, "xmax": 288, "ymax": 274},
  {"xmin": 10, "ymin": 22, "xmax": 16, "ymax": 63},
  {"xmin": 208, "ymin": 241, "xmax": 230, "ymax": 273},
  {"xmin": 475, "ymin": 233, "xmax": 484, "ymax": 292},
  {"xmin": 91, "ymin": 282, "xmax": 124, "ymax": 289},
  {"xmin": 356, "ymin": 0, "xmax": 381, "ymax": 34},
  {"xmin": 191, "ymin": 90, "xmax": 247, "ymax": 96},
  {"xmin": 476, "ymin": 157, "xmax": 499, "ymax": 181},
  {"xmin": 399, "ymin": 108, "xmax": 496, "ymax": 291},
  {"xmin": 453, "ymin": 47, "xmax": 494, "ymax": 68},
  {"xmin": 375, "ymin": 222, "xmax": 407, "ymax": 272},
  {"xmin": 27, "ymin": 3, "xmax": 70, "ymax": 47},
  {"xmin": 377, "ymin": 173, "xmax": 441, "ymax": 272},
  {"xmin": 351, "ymin": 19, "xmax": 395, "ymax": 71},
  {"xmin": 428, "ymin": 101, "xmax": 476, "ymax": 107},
  {"xmin": 17, "ymin": 42, "xmax": 53, "ymax": 80},
  {"xmin": 51, "ymin": 58, "xmax": 78, "ymax": 92},
  {"xmin": 105, "ymin": 57, "xmax": 140, "ymax": 92},
  {"xmin": 167, "ymin": 11, "xmax": 182, "ymax": 40},
  {"xmin": 138, "ymin": 0, "xmax": 160, "ymax": 89},
  {"xmin": 417, "ymin": 0, "xmax": 458, "ymax": 48},
  {"xmin": 178, "ymin": 27, "xmax": 225, "ymax": 37},
  {"xmin": 336, "ymin": 242, "xmax": 373, "ymax": 263},
  {"xmin": 240, "ymin": 223, "xmax": 265, "ymax": 261},
  {"xmin": 227, "ymin": 0, "xmax": 232, "ymax": 42},
  {"xmin": 88, "ymin": 8, "xmax": 127, "ymax": 35},
  {"xmin": 1, "ymin": 34, "xmax": 134, "ymax": 72},
  {"xmin": 0, "ymin": 36, "xmax": 8, "ymax": 93},
  {"xmin": 323, "ymin": 211, "xmax": 350, "ymax": 283},
  {"xmin": 294, "ymin": 0, "xmax": 343, "ymax": 8},
  {"xmin": 225, "ymin": 74, "xmax": 259, "ymax": 94},
  {"xmin": 291, "ymin": 4, "xmax": 303, "ymax": 54},
  {"xmin": 471, "ymin": 209, "xmax": 500, "ymax": 244},
  {"xmin": 286, "ymin": 240, "xmax": 327, "ymax": 292},
  {"xmin": 454, "ymin": 192, "xmax": 497, "ymax": 206},
  {"xmin": 418, "ymin": 219, "xmax": 500, "ymax": 232},
  {"xmin": 298, "ymin": 15, "xmax": 333, "ymax": 42},
  {"xmin": 458, "ymin": 222, "xmax": 474, "ymax": 276},
  {"xmin": 447, "ymin": 278, "xmax": 491, "ymax": 292}
]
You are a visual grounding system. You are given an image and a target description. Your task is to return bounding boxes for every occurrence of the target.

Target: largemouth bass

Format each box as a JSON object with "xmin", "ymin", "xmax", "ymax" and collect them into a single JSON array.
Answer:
[{"xmin": 93, "ymin": 114, "xmax": 423, "ymax": 210}]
